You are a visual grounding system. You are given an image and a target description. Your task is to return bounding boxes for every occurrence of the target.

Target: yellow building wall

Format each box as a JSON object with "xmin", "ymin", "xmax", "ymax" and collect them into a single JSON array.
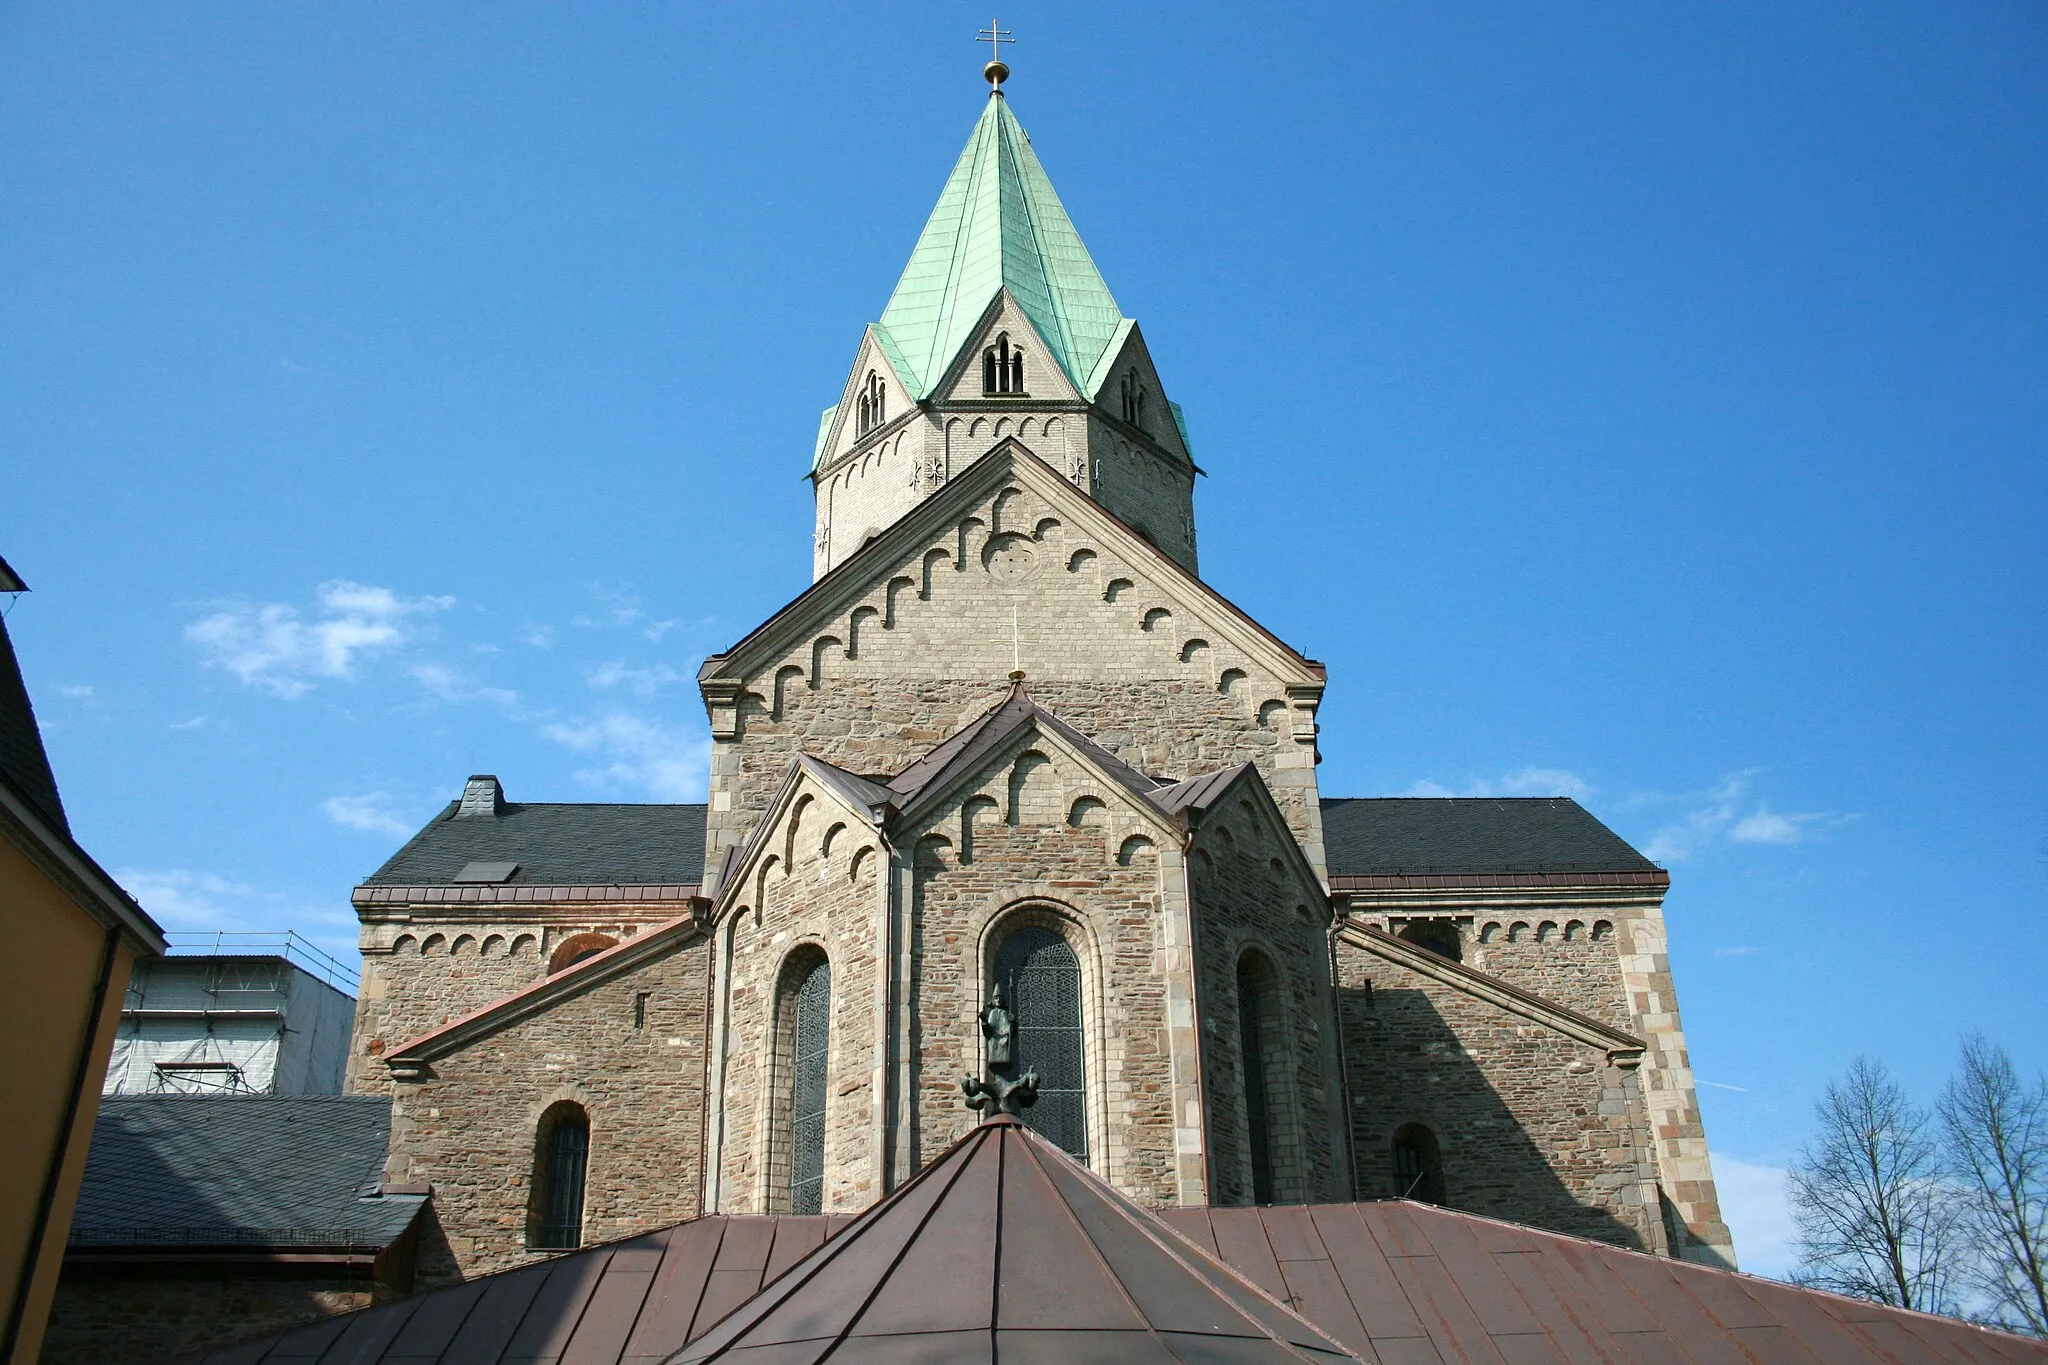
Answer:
[{"xmin": 0, "ymin": 832, "xmax": 136, "ymax": 1365}]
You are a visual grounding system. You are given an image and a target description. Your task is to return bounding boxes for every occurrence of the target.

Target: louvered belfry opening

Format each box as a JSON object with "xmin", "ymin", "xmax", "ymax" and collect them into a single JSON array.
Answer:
[
  {"xmin": 993, "ymin": 924, "xmax": 1086, "ymax": 1161},
  {"xmin": 530, "ymin": 1102, "xmax": 588, "ymax": 1250},
  {"xmin": 787, "ymin": 956, "xmax": 831, "ymax": 1216}
]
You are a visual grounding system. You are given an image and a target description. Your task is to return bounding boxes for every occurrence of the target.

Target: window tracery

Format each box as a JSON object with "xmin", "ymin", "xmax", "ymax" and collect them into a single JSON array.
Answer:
[
  {"xmin": 981, "ymin": 333, "xmax": 1026, "ymax": 395},
  {"xmin": 992, "ymin": 925, "xmax": 1086, "ymax": 1161}
]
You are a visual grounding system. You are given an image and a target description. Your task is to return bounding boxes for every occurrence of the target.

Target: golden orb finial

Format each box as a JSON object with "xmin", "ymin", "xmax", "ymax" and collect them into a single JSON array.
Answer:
[{"xmin": 976, "ymin": 19, "xmax": 1014, "ymax": 96}]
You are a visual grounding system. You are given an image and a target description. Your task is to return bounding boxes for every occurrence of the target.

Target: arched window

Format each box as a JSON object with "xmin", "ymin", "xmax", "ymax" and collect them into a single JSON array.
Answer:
[
  {"xmin": 993, "ymin": 925, "xmax": 1086, "ymax": 1161},
  {"xmin": 856, "ymin": 370, "xmax": 885, "ymax": 436},
  {"xmin": 1397, "ymin": 920, "xmax": 1461, "ymax": 962},
  {"xmin": 982, "ymin": 334, "xmax": 1026, "ymax": 395},
  {"xmin": 529, "ymin": 1103, "xmax": 589, "ymax": 1249},
  {"xmin": 548, "ymin": 933, "xmax": 618, "ymax": 974},
  {"xmin": 777, "ymin": 953, "xmax": 831, "ymax": 1214},
  {"xmin": 1391, "ymin": 1123, "xmax": 1445, "ymax": 1204},
  {"xmin": 1237, "ymin": 952, "xmax": 1278, "ymax": 1204}
]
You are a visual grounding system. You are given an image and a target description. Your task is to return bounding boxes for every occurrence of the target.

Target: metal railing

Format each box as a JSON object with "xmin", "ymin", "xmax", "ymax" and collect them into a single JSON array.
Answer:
[{"xmin": 163, "ymin": 930, "xmax": 359, "ymax": 993}]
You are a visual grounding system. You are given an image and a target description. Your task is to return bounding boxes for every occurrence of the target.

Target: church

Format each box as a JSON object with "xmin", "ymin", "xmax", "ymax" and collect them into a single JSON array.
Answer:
[{"xmin": 343, "ymin": 65, "xmax": 1736, "ymax": 1290}]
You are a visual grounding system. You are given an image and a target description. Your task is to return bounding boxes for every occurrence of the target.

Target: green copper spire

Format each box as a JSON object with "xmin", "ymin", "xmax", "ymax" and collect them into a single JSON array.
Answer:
[{"xmin": 876, "ymin": 97, "xmax": 1128, "ymax": 400}]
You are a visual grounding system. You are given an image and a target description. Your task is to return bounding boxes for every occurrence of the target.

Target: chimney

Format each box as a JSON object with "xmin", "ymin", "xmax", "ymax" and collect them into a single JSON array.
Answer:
[{"xmin": 456, "ymin": 774, "xmax": 505, "ymax": 819}]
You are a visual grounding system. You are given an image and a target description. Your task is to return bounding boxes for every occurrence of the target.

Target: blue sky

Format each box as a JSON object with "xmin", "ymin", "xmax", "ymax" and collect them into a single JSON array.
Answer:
[{"xmin": 4, "ymin": 3, "xmax": 2043, "ymax": 1277}]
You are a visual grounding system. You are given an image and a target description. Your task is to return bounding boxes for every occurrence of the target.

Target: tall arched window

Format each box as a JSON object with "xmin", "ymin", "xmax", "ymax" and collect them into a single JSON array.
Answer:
[
  {"xmin": 778, "ymin": 953, "xmax": 831, "ymax": 1215},
  {"xmin": 529, "ymin": 1102, "xmax": 589, "ymax": 1249},
  {"xmin": 856, "ymin": 370, "xmax": 885, "ymax": 436},
  {"xmin": 1237, "ymin": 953, "xmax": 1277, "ymax": 1204},
  {"xmin": 993, "ymin": 925, "xmax": 1086, "ymax": 1161},
  {"xmin": 1391, "ymin": 1123, "xmax": 1445, "ymax": 1204}
]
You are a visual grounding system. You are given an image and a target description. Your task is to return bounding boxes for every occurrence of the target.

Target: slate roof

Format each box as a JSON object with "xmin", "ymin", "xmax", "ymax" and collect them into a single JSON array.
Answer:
[
  {"xmin": 870, "ymin": 96, "xmax": 1129, "ymax": 404},
  {"xmin": 70, "ymin": 1095, "xmax": 424, "ymax": 1251},
  {"xmin": 365, "ymin": 802, "xmax": 708, "ymax": 887},
  {"xmin": 1319, "ymin": 797, "xmax": 1658, "ymax": 877},
  {"xmin": 0, "ymin": 556, "xmax": 69, "ymax": 833},
  {"xmin": 173, "ymin": 1179, "xmax": 2048, "ymax": 1365}
]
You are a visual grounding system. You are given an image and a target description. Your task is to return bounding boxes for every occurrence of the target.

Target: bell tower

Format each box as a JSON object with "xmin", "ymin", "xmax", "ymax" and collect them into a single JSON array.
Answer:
[{"xmin": 808, "ymin": 74, "xmax": 1199, "ymax": 580}]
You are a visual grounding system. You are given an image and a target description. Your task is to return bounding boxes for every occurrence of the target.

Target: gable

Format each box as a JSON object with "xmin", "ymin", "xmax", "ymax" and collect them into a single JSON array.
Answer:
[
  {"xmin": 931, "ymin": 289, "xmax": 1082, "ymax": 405},
  {"xmin": 384, "ymin": 909, "xmax": 708, "ymax": 1070},
  {"xmin": 708, "ymin": 756, "xmax": 886, "ymax": 925},
  {"xmin": 1175, "ymin": 763, "xmax": 1325, "ymax": 905},
  {"xmin": 1085, "ymin": 322, "xmax": 1190, "ymax": 465},
  {"xmin": 700, "ymin": 443, "xmax": 1322, "ymax": 714},
  {"xmin": 814, "ymin": 326, "xmax": 921, "ymax": 475},
  {"xmin": 1335, "ymin": 921, "xmax": 1644, "ymax": 1058}
]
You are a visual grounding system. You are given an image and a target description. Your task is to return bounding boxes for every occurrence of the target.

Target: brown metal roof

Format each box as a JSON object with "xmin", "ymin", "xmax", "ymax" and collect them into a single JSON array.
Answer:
[
  {"xmin": 175, "ymin": 1173, "xmax": 2048, "ymax": 1365},
  {"xmin": 1157, "ymin": 1202, "xmax": 2048, "ymax": 1365},
  {"xmin": 672, "ymin": 1114, "xmax": 1359, "ymax": 1363}
]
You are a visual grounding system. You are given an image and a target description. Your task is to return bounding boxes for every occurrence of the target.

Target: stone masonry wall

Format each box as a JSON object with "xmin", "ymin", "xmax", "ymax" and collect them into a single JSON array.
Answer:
[
  {"xmin": 346, "ymin": 909, "xmax": 676, "ymax": 1094},
  {"xmin": 898, "ymin": 756, "xmax": 1183, "ymax": 1204},
  {"xmin": 1342, "ymin": 891, "xmax": 1735, "ymax": 1266},
  {"xmin": 1331, "ymin": 937, "xmax": 1663, "ymax": 1252},
  {"xmin": 382, "ymin": 937, "xmax": 711, "ymax": 1284},
  {"xmin": 713, "ymin": 786, "xmax": 882, "ymax": 1215},
  {"xmin": 708, "ymin": 473, "xmax": 1324, "ymax": 874},
  {"xmin": 1188, "ymin": 800, "xmax": 1341, "ymax": 1207}
]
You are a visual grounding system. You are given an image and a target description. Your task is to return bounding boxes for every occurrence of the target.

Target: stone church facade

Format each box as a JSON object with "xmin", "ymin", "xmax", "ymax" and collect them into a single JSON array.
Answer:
[{"xmin": 344, "ymin": 87, "xmax": 1735, "ymax": 1288}]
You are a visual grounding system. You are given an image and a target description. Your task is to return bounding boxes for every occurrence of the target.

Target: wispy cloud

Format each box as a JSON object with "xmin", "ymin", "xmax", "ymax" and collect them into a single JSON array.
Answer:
[
  {"xmin": 1641, "ymin": 771, "xmax": 1849, "ymax": 863},
  {"xmin": 573, "ymin": 584, "xmax": 647, "ymax": 629},
  {"xmin": 322, "ymin": 793, "xmax": 417, "ymax": 839},
  {"xmin": 587, "ymin": 660, "xmax": 691, "ymax": 696},
  {"xmin": 169, "ymin": 716, "xmax": 211, "ymax": 731},
  {"xmin": 57, "ymin": 683, "xmax": 96, "ymax": 701},
  {"xmin": 187, "ymin": 580, "xmax": 453, "ymax": 698},
  {"xmin": 542, "ymin": 709, "xmax": 708, "ymax": 801},
  {"xmin": 1715, "ymin": 945, "xmax": 1759, "ymax": 957},
  {"xmin": 1401, "ymin": 766, "xmax": 1594, "ymax": 799},
  {"xmin": 407, "ymin": 661, "xmax": 517, "ymax": 708}
]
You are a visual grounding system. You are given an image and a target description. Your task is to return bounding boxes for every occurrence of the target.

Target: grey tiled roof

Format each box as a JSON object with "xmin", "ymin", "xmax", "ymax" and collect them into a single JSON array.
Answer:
[
  {"xmin": 70, "ymin": 1095, "xmax": 423, "ymax": 1250},
  {"xmin": 1320, "ymin": 797, "xmax": 1656, "ymax": 876},
  {"xmin": 366, "ymin": 802, "xmax": 707, "ymax": 886}
]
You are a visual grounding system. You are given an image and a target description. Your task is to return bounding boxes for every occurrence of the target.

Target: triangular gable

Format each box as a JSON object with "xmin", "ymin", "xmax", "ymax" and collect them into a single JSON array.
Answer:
[
  {"xmin": 708, "ymin": 754, "xmax": 890, "ymax": 926},
  {"xmin": 1335, "ymin": 921, "xmax": 1647, "ymax": 1059},
  {"xmin": 699, "ymin": 441, "xmax": 1324, "ymax": 693},
  {"xmin": 888, "ymin": 682, "xmax": 1172, "ymax": 831},
  {"xmin": 812, "ymin": 325, "xmax": 920, "ymax": 475},
  {"xmin": 1084, "ymin": 320, "xmax": 1191, "ymax": 466},
  {"xmin": 1169, "ymin": 760, "xmax": 1325, "ymax": 898},
  {"xmin": 384, "ymin": 907, "xmax": 708, "ymax": 1073},
  {"xmin": 928, "ymin": 287, "xmax": 1083, "ymax": 405}
]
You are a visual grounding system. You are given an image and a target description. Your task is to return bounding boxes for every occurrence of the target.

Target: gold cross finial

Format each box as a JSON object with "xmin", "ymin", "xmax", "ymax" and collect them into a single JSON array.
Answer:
[{"xmin": 977, "ymin": 18, "xmax": 1014, "ymax": 94}]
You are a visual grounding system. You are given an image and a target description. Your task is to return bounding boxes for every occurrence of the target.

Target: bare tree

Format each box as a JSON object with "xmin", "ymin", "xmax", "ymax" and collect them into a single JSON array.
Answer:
[
  {"xmin": 1940, "ymin": 1035, "xmax": 2048, "ymax": 1335},
  {"xmin": 1790, "ymin": 1055, "xmax": 1965, "ymax": 1313}
]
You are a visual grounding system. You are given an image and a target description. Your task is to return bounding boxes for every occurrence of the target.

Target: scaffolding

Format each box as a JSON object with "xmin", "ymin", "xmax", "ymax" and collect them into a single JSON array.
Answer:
[{"xmin": 105, "ymin": 935, "xmax": 358, "ymax": 1095}]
